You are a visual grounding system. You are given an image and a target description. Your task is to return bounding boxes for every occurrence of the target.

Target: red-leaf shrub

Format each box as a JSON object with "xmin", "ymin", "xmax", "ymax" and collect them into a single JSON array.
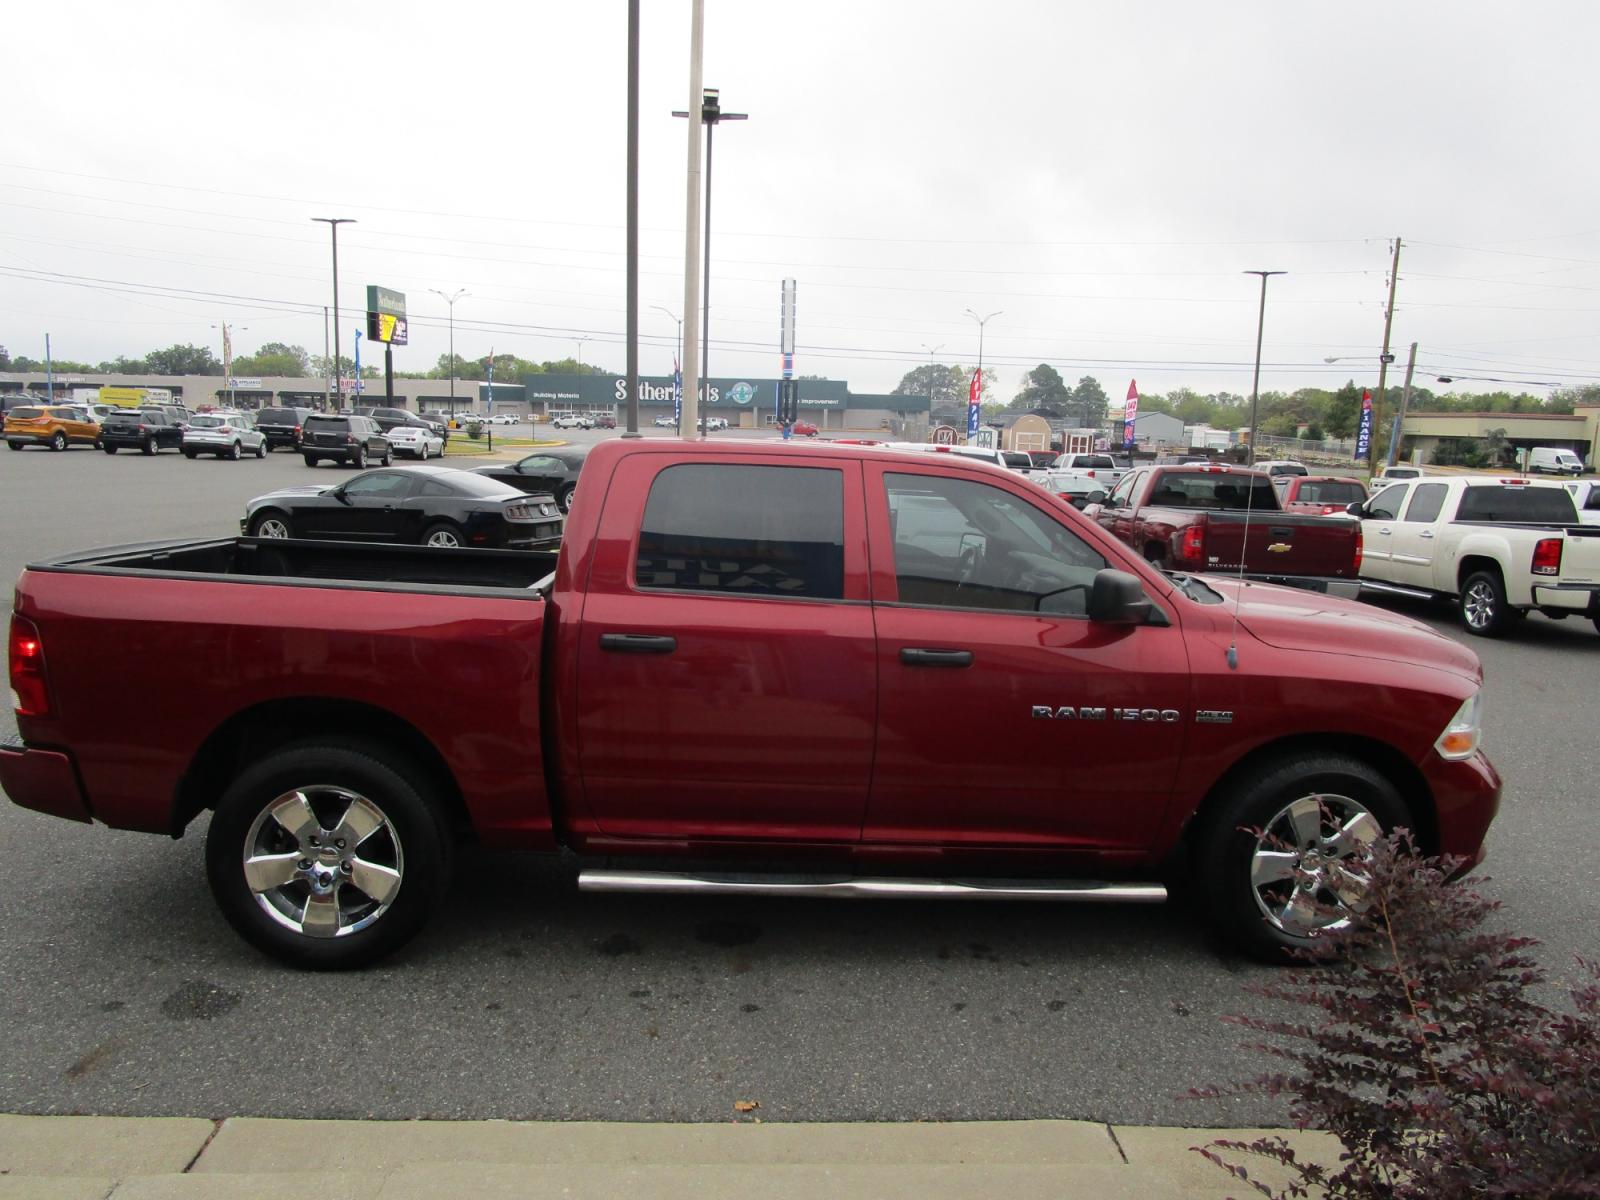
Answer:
[{"xmin": 1194, "ymin": 834, "xmax": 1600, "ymax": 1199}]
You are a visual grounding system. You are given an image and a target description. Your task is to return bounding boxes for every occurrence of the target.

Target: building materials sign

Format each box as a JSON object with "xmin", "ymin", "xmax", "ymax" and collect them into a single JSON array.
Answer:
[{"xmin": 365, "ymin": 286, "xmax": 409, "ymax": 346}]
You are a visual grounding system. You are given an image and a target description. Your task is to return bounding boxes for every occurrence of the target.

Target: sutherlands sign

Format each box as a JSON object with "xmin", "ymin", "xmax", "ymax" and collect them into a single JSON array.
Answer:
[
  {"xmin": 523, "ymin": 374, "xmax": 848, "ymax": 408},
  {"xmin": 365, "ymin": 285, "xmax": 408, "ymax": 346}
]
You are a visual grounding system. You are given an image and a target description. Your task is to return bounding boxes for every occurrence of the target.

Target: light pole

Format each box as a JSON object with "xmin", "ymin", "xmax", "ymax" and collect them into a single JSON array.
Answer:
[
  {"xmin": 429, "ymin": 288, "xmax": 468, "ymax": 416},
  {"xmin": 675, "ymin": 88, "xmax": 747, "ymax": 437},
  {"xmin": 653, "ymin": 306, "xmax": 683, "ymax": 373},
  {"xmin": 1243, "ymin": 271, "xmax": 1285, "ymax": 466},
  {"xmin": 312, "ymin": 218, "xmax": 355, "ymax": 410},
  {"xmin": 963, "ymin": 311, "xmax": 1001, "ymax": 437},
  {"xmin": 575, "ymin": 335, "xmax": 591, "ymax": 372}
]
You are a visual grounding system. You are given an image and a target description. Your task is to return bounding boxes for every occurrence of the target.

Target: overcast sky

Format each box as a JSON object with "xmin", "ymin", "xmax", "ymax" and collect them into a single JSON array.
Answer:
[{"xmin": 6, "ymin": 1, "xmax": 1600, "ymax": 401}]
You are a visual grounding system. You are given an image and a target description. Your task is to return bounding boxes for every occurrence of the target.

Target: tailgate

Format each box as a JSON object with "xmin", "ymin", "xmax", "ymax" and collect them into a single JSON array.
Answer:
[
  {"xmin": 1560, "ymin": 526, "xmax": 1600, "ymax": 584},
  {"xmin": 1205, "ymin": 513, "xmax": 1360, "ymax": 577}
]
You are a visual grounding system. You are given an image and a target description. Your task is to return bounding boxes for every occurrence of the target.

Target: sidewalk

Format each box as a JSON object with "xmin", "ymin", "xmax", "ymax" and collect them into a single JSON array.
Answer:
[{"xmin": 0, "ymin": 1114, "xmax": 1337, "ymax": 1199}]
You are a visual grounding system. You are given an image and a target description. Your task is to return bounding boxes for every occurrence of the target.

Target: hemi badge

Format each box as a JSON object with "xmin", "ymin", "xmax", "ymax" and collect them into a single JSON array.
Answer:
[{"xmin": 1196, "ymin": 710, "xmax": 1234, "ymax": 724}]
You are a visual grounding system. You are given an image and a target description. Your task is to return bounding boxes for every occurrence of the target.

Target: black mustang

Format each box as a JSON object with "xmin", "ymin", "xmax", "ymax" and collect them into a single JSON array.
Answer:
[
  {"xmin": 471, "ymin": 447, "xmax": 587, "ymax": 513},
  {"xmin": 242, "ymin": 465, "xmax": 563, "ymax": 550}
]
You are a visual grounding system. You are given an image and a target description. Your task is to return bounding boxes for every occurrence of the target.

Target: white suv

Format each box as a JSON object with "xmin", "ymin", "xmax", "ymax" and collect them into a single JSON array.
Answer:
[{"xmin": 551, "ymin": 412, "xmax": 592, "ymax": 430}]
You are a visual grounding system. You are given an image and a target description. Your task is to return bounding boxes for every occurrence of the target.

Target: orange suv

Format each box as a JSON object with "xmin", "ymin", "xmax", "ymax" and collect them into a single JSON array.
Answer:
[{"xmin": 4, "ymin": 404, "xmax": 101, "ymax": 451}]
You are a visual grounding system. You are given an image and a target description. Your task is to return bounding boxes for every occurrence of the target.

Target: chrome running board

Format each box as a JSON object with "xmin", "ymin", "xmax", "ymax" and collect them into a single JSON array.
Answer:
[
  {"xmin": 1355, "ymin": 579, "xmax": 1436, "ymax": 600},
  {"xmin": 577, "ymin": 870, "xmax": 1166, "ymax": 903}
]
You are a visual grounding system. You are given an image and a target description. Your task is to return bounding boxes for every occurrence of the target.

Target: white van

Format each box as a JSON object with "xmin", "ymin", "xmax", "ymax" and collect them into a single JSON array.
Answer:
[{"xmin": 1528, "ymin": 446, "xmax": 1584, "ymax": 476}]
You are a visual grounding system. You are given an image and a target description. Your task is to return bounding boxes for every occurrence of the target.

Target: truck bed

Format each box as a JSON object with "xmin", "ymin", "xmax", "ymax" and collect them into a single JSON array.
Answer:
[{"xmin": 28, "ymin": 537, "xmax": 558, "ymax": 595}]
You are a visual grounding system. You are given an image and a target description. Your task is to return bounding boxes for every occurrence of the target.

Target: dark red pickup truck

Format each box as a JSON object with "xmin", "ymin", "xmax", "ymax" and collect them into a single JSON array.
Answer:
[
  {"xmin": 3, "ymin": 440, "xmax": 1498, "ymax": 968},
  {"xmin": 1087, "ymin": 464, "xmax": 1363, "ymax": 592}
]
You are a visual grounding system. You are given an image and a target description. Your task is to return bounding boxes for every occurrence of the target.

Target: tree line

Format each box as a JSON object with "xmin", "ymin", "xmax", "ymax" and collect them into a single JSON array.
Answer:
[
  {"xmin": 0, "ymin": 343, "xmax": 611, "ymax": 383},
  {"xmin": 890, "ymin": 360, "xmax": 1595, "ymax": 437}
]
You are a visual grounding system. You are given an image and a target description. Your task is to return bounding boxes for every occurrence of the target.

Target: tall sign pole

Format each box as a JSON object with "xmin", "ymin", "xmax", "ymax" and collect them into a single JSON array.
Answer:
[
  {"xmin": 779, "ymin": 278, "xmax": 797, "ymax": 439},
  {"xmin": 623, "ymin": 0, "xmax": 641, "ymax": 436},
  {"xmin": 678, "ymin": 0, "xmax": 705, "ymax": 438}
]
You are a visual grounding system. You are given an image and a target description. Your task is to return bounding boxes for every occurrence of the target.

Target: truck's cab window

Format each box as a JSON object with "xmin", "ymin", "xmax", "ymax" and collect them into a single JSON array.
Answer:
[
  {"xmin": 635, "ymin": 464, "xmax": 845, "ymax": 599},
  {"xmin": 1367, "ymin": 484, "xmax": 1408, "ymax": 520},
  {"xmin": 1107, "ymin": 470, "xmax": 1141, "ymax": 507},
  {"xmin": 1403, "ymin": 483, "xmax": 1448, "ymax": 524},
  {"xmin": 885, "ymin": 473, "xmax": 1106, "ymax": 616}
]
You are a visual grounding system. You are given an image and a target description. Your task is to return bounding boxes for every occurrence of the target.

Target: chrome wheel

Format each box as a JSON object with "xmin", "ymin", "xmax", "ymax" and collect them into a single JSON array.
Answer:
[
  {"xmin": 254, "ymin": 516, "xmax": 290, "ymax": 539},
  {"xmin": 425, "ymin": 527, "xmax": 462, "ymax": 548},
  {"xmin": 1250, "ymin": 793, "xmax": 1380, "ymax": 937},
  {"xmin": 241, "ymin": 786, "xmax": 404, "ymax": 939},
  {"xmin": 1463, "ymin": 581, "xmax": 1497, "ymax": 630}
]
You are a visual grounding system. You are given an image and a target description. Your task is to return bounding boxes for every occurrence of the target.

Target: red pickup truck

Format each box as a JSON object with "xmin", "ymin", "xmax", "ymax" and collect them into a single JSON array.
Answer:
[
  {"xmin": 1088, "ymin": 464, "xmax": 1363, "ymax": 591},
  {"xmin": 2, "ymin": 440, "xmax": 1498, "ymax": 969}
]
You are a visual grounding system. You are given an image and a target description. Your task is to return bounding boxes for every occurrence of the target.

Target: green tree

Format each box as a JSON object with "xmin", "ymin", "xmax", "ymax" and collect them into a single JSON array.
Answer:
[
  {"xmin": 1009, "ymin": 363, "xmax": 1071, "ymax": 412},
  {"xmin": 309, "ymin": 354, "xmax": 358, "ymax": 378},
  {"xmin": 1070, "ymin": 375, "xmax": 1109, "ymax": 427},
  {"xmin": 145, "ymin": 344, "xmax": 222, "ymax": 375},
  {"xmin": 1324, "ymin": 382, "xmax": 1364, "ymax": 439},
  {"xmin": 0, "ymin": 345, "xmax": 9, "ymax": 370},
  {"xmin": 893, "ymin": 363, "xmax": 968, "ymax": 409},
  {"xmin": 232, "ymin": 342, "xmax": 310, "ymax": 377},
  {"xmin": 97, "ymin": 355, "xmax": 150, "ymax": 374}
]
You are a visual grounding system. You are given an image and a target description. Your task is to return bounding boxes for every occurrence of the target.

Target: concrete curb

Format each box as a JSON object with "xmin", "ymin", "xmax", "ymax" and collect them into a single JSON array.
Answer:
[{"xmin": 0, "ymin": 1115, "xmax": 1339, "ymax": 1200}]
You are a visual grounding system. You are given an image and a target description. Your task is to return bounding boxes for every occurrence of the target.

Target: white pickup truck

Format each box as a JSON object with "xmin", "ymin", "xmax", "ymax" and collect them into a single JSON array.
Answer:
[
  {"xmin": 1047, "ymin": 452, "xmax": 1127, "ymax": 490},
  {"xmin": 1354, "ymin": 475, "xmax": 1600, "ymax": 637}
]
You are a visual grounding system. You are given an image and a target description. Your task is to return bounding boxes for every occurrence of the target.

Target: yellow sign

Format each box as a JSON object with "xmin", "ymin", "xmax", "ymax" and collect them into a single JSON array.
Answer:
[{"xmin": 99, "ymin": 386, "xmax": 146, "ymax": 407}]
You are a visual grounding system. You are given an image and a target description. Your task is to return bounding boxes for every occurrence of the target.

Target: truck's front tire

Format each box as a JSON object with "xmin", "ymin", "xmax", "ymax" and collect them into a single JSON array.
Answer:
[
  {"xmin": 1194, "ymin": 751, "xmax": 1409, "ymax": 963},
  {"xmin": 205, "ymin": 739, "xmax": 452, "ymax": 969},
  {"xmin": 1460, "ymin": 569, "xmax": 1511, "ymax": 637}
]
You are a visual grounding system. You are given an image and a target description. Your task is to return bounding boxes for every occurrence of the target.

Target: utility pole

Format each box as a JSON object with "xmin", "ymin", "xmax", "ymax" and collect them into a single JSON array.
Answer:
[
  {"xmin": 1369, "ymin": 236, "xmax": 1402, "ymax": 475},
  {"xmin": 1243, "ymin": 270, "xmax": 1285, "ymax": 466},
  {"xmin": 322, "ymin": 306, "xmax": 331, "ymax": 410},
  {"xmin": 922, "ymin": 343, "xmax": 943, "ymax": 415},
  {"xmin": 429, "ymin": 289, "xmax": 467, "ymax": 416},
  {"xmin": 1386, "ymin": 341, "xmax": 1418, "ymax": 467},
  {"xmin": 678, "ymin": 0, "xmax": 705, "ymax": 438},
  {"xmin": 312, "ymin": 217, "xmax": 355, "ymax": 410},
  {"xmin": 45, "ymin": 333, "xmax": 54, "ymax": 403}
]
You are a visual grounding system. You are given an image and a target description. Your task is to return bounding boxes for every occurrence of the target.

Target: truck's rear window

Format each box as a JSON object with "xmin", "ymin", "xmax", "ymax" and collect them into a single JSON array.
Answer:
[
  {"xmin": 1148, "ymin": 474, "xmax": 1277, "ymax": 509},
  {"xmin": 635, "ymin": 464, "xmax": 845, "ymax": 600},
  {"xmin": 1456, "ymin": 486, "xmax": 1578, "ymax": 524},
  {"xmin": 1292, "ymin": 481, "xmax": 1365, "ymax": 506}
]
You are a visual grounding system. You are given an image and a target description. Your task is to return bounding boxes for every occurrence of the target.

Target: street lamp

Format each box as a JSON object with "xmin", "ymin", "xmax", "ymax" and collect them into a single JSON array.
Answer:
[
  {"xmin": 575, "ymin": 335, "xmax": 591, "ymax": 372},
  {"xmin": 674, "ymin": 88, "xmax": 747, "ymax": 437},
  {"xmin": 312, "ymin": 217, "xmax": 355, "ymax": 409},
  {"xmin": 429, "ymin": 289, "xmax": 468, "ymax": 417},
  {"xmin": 962, "ymin": 311, "xmax": 1001, "ymax": 436},
  {"xmin": 1243, "ymin": 271, "xmax": 1285, "ymax": 466}
]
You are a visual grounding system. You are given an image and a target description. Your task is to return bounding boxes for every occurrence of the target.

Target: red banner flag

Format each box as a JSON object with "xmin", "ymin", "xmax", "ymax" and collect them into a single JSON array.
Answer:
[{"xmin": 968, "ymin": 369, "xmax": 982, "ymax": 406}]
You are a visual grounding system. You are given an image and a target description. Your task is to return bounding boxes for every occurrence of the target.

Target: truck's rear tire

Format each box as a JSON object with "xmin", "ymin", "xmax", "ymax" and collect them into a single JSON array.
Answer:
[
  {"xmin": 1459, "ymin": 569, "xmax": 1511, "ymax": 637},
  {"xmin": 205, "ymin": 739, "xmax": 452, "ymax": 970},
  {"xmin": 1193, "ymin": 751, "xmax": 1409, "ymax": 963}
]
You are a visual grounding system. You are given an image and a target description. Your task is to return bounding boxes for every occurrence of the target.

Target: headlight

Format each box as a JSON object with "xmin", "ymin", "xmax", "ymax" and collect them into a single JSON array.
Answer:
[{"xmin": 1434, "ymin": 692, "xmax": 1483, "ymax": 760}]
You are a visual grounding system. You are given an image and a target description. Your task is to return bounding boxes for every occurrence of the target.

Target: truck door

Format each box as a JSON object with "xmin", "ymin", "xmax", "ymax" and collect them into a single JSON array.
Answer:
[
  {"xmin": 1387, "ymin": 482, "xmax": 1450, "ymax": 588},
  {"xmin": 1358, "ymin": 483, "xmax": 1410, "ymax": 575},
  {"xmin": 573, "ymin": 454, "xmax": 877, "ymax": 842},
  {"xmin": 863, "ymin": 464, "xmax": 1189, "ymax": 853}
]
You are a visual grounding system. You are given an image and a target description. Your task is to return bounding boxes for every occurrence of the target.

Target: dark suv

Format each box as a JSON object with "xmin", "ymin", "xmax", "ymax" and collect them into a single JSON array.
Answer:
[
  {"xmin": 100, "ymin": 408, "xmax": 185, "ymax": 455},
  {"xmin": 356, "ymin": 406, "xmax": 449, "ymax": 443},
  {"xmin": 255, "ymin": 406, "xmax": 316, "ymax": 452},
  {"xmin": 300, "ymin": 414, "xmax": 392, "ymax": 468}
]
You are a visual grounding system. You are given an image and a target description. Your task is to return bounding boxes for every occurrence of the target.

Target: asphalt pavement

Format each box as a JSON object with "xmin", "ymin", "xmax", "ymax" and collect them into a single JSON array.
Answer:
[{"xmin": 1, "ymin": 438, "xmax": 1595, "ymax": 1128}]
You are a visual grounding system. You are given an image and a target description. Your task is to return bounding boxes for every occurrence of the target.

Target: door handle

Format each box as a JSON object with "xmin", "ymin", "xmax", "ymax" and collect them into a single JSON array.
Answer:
[
  {"xmin": 1377, "ymin": 527, "xmax": 1393, "ymax": 535},
  {"xmin": 1419, "ymin": 530, "xmax": 1435, "ymax": 539},
  {"xmin": 900, "ymin": 647, "xmax": 974, "ymax": 668},
  {"xmin": 599, "ymin": 633, "xmax": 677, "ymax": 654}
]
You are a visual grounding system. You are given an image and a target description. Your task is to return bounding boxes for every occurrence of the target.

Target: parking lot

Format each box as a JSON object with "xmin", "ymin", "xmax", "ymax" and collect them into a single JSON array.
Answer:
[{"xmin": 1, "ymin": 438, "xmax": 1596, "ymax": 1126}]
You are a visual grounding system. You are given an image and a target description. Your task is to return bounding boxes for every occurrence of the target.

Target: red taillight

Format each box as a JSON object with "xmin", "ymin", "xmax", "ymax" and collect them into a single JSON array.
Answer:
[
  {"xmin": 9, "ymin": 614, "xmax": 50, "ymax": 717},
  {"xmin": 293, "ymin": 425, "xmax": 301, "ymax": 435},
  {"xmin": 138, "ymin": 424, "xmax": 149, "ymax": 433},
  {"xmin": 1179, "ymin": 523, "xmax": 1206, "ymax": 565},
  {"xmin": 345, "ymin": 435, "xmax": 357, "ymax": 444},
  {"xmin": 1353, "ymin": 527, "xmax": 1363, "ymax": 574},
  {"xmin": 1532, "ymin": 538, "xmax": 1562, "ymax": 577}
]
